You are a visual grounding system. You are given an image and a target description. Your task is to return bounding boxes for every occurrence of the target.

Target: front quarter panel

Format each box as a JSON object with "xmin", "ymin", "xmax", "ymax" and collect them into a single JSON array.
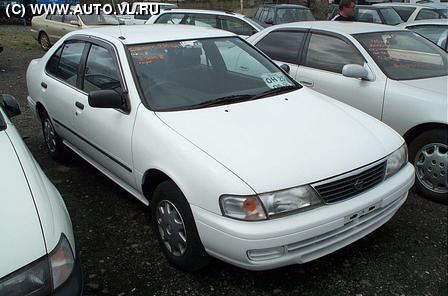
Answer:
[{"xmin": 132, "ymin": 105, "xmax": 255, "ymax": 215}]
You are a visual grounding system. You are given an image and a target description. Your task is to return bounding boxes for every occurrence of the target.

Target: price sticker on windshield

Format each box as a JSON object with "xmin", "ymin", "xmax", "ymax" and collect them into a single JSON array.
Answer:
[{"xmin": 261, "ymin": 72, "xmax": 292, "ymax": 89}]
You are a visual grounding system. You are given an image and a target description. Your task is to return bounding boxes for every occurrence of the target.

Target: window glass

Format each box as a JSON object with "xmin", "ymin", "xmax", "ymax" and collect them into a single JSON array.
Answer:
[
  {"xmin": 47, "ymin": 42, "xmax": 85, "ymax": 87},
  {"xmin": 355, "ymin": 31, "xmax": 448, "ymax": 80},
  {"xmin": 416, "ymin": 9, "xmax": 442, "ymax": 20},
  {"xmin": 259, "ymin": 9, "xmax": 268, "ymax": 22},
  {"xmin": 266, "ymin": 8, "xmax": 275, "ymax": 22},
  {"xmin": 276, "ymin": 8, "xmax": 315, "ymax": 24},
  {"xmin": 357, "ymin": 9, "xmax": 382, "ymax": 23},
  {"xmin": 83, "ymin": 45, "xmax": 122, "ymax": 95},
  {"xmin": 156, "ymin": 13, "xmax": 186, "ymax": 24},
  {"xmin": 392, "ymin": 6, "xmax": 416, "ymax": 21},
  {"xmin": 220, "ymin": 16, "xmax": 255, "ymax": 36},
  {"xmin": 256, "ymin": 31, "xmax": 305, "ymax": 64},
  {"xmin": 49, "ymin": 14, "xmax": 63, "ymax": 22},
  {"xmin": 63, "ymin": 14, "xmax": 78, "ymax": 24},
  {"xmin": 79, "ymin": 12, "xmax": 120, "ymax": 25},
  {"xmin": 304, "ymin": 34, "xmax": 364, "ymax": 73},
  {"xmin": 408, "ymin": 25, "xmax": 448, "ymax": 48},
  {"xmin": 46, "ymin": 46, "xmax": 63, "ymax": 76},
  {"xmin": 189, "ymin": 14, "xmax": 217, "ymax": 28},
  {"xmin": 379, "ymin": 8, "xmax": 402, "ymax": 25},
  {"xmin": 128, "ymin": 37, "xmax": 297, "ymax": 111},
  {"xmin": 254, "ymin": 8, "xmax": 262, "ymax": 19}
]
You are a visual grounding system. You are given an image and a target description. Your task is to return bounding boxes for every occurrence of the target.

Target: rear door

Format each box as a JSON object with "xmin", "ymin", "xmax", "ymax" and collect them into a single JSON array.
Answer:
[{"xmin": 295, "ymin": 32, "xmax": 386, "ymax": 120}]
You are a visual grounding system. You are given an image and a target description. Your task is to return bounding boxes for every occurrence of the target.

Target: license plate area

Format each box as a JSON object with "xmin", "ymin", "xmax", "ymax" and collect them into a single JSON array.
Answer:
[{"xmin": 344, "ymin": 201, "xmax": 382, "ymax": 225}]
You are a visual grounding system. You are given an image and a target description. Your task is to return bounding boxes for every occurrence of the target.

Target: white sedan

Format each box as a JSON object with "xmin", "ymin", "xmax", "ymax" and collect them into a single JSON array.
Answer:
[
  {"xmin": 0, "ymin": 95, "xmax": 82, "ymax": 294},
  {"xmin": 27, "ymin": 25, "xmax": 414, "ymax": 271},
  {"xmin": 248, "ymin": 21, "xmax": 447, "ymax": 204}
]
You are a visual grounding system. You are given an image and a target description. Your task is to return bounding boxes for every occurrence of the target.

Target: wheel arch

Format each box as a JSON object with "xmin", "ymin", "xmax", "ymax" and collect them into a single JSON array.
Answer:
[
  {"xmin": 141, "ymin": 168, "xmax": 175, "ymax": 205},
  {"xmin": 403, "ymin": 122, "xmax": 448, "ymax": 146}
]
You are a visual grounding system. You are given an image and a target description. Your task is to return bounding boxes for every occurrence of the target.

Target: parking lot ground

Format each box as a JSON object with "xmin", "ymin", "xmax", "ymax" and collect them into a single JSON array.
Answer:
[{"xmin": 0, "ymin": 25, "xmax": 447, "ymax": 296}]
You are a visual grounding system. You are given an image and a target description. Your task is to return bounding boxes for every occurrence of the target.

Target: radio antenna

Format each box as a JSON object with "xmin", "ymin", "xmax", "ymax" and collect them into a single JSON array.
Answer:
[{"xmin": 111, "ymin": 0, "xmax": 125, "ymax": 40}]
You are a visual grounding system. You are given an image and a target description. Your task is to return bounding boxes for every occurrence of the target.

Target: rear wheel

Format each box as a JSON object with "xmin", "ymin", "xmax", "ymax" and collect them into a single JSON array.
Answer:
[
  {"xmin": 409, "ymin": 129, "xmax": 448, "ymax": 204},
  {"xmin": 38, "ymin": 32, "xmax": 50, "ymax": 51},
  {"xmin": 41, "ymin": 111, "xmax": 67, "ymax": 162},
  {"xmin": 151, "ymin": 180, "xmax": 210, "ymax": 272}
]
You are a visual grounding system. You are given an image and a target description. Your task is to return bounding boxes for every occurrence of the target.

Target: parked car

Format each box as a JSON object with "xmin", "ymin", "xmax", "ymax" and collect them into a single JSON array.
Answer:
[
  {"xmin": 26, "ymin": 25, "xmax": 415, "ymax": 271},
  {"xmin": 398, "ymin": 19, "xmax": 448, "ymax": 51},
  {"xmin": 248, "ymin": 21, "xmax": 447, "ymax": 203},
  {"xmin": 0, "ymin": 94, "xmax": 82, "ymax": 295},
  {"xmin": 146, "ymin": 9, "xmax": 262, "ymax": 38},
  {"xmin": 330, "ymin": 5, "xmax": 403, "ymax": 25},
  {"xmin": 373, "ymin": 3, "xmax": 447, "ymax": 21},
  {"xmin": 253, "ymin": 4, "xmax": 314, "ymax": 27},
  {"xmin": 118, "ymin": 2, "xmax": 177, "ymax": 25},
  {"xmin": 31, "ymin": 10, "xmax": 121, "ymax": 50}
]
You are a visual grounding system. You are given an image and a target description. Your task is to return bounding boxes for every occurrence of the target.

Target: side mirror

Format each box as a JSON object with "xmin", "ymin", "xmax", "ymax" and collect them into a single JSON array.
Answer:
[
  {"xmin": 0, "ymin": 94, "xmax": 21, "ymax": 118},
  {"xmin": 342, "ymin": 64, "xmax": 370, "ymax": 80},
  {"xmin": 69, "ymin": 20, "xmax": 80, "ymax": 26},
  {"xmin": 280, "ymin": 64, "xmax": 290, "ymax": 74},
  {"xmin": 265, "ymin": 18, "xmax": 274, "ymax": 25},
  {"xmin": 88, "ymin": 90, "xmax": 124, "ymax": 109}
]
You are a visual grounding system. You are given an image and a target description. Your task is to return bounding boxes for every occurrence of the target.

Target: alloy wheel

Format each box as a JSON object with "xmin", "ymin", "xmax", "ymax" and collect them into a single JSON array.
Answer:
[{"xmin": 414, "ymin": 143, "xmax": 448, "ymax": 194}]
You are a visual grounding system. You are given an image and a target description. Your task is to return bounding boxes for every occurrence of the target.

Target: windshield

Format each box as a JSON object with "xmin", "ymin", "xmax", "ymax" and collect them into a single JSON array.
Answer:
[
  {"xmin": 128, "ymin": 37, "xmax": 298, "ymax": 111},
  {"xmin": 355, "ymin": 31, "xmax": 448, "ymax": 80},
  {"xmin": 276, "ymin": 8, "xmax": 315, "ymax": 24},
  {"xmin": 79, "ymin": 12, "xmax": 120, "ymax": 25},
  {"xmin": 379, "ymin": 8, "xmax": 403, "ymax": 25}
]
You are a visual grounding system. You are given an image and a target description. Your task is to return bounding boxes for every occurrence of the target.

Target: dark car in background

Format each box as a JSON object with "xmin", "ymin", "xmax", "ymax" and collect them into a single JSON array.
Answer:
[
  {"xmin": 329, "ymin": 5, "xmax": 403, "ymax": 25},
  {"xmin": 253, "ymin": 4, "xmax": 314, "ymax": 27}
]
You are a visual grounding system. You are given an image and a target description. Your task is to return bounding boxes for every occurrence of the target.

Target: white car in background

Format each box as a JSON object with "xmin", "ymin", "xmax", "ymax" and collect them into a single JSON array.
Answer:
[
  {"xmin": 398, "ymin": 19, "xmax": 448, "ymax": 51},
  {"xmin": 373, "ymin": 3, "xmax": 447, "ymax": 22},
  {"xmin": 145, "ymin": 9, "xmax": 263, "ymax": 38},
  {"xmin": 26, "ymin": 25, "xmax": 414, "ymax": 271},
  {"xmin": 0, "ymin": 94, "xmax": 82, "ymax": 295},
  {"xmin": 248, "ymin": 21, "xmax": 447, "ymax": 203},
  {"xmin": 118, "ymin": 2, "xmax": 178, "ymax": 25}
]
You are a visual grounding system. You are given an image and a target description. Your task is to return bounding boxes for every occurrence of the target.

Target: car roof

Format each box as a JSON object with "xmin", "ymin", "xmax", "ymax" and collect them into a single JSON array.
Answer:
[
  {"xmin": 72, "ymin": 24, "xmax": 235, "ymax": 45},
  {"xmin": 270, "ymin": 20, "xmax": 402, "ymax": 35},
  {"xmin": 258, "ymin": 4, "xmax": 309, "ymax": 9},
  {"xmin": 374, "ymin": 3, "xmax": 434, "ymax": 8},
  {"xmin": 157, "ymin": 8, "xmax": 246, "ymax": 18}
]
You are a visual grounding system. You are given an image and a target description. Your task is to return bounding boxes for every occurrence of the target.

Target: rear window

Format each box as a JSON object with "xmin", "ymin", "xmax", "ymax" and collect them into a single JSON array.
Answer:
[{"xmin": 392, "ymin": 6, "xmax": 416, "ymax": 21}]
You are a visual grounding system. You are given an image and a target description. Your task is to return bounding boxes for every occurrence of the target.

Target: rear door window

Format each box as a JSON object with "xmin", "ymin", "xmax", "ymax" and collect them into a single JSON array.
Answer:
[
  {"xmin": 220, "ymin": 16, "xmax": 255, "ymax": 35},
  {"xmin": 256, "ymin": 31, "xmax": 306, "ymax": 64},
  {"xmin": 392, "ymin": 6, "xmax": 416, "ymax": 21},
  {"xmin": 416, "ymin": 9, "xmax": 443, "ymax": 20}
]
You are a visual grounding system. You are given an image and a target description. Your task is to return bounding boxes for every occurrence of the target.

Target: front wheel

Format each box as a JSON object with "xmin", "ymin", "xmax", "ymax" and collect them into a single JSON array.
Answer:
[
  {"xmin": 409, "ymin": 129, "xmax": 448, "ymax": 204},
  {"xmin": 151, "ymin": 180, "xmax": 210, "ymax": 272},
  {"xmin": 38, "ymin": 32, "xmax": 50, "ymax": 51}
]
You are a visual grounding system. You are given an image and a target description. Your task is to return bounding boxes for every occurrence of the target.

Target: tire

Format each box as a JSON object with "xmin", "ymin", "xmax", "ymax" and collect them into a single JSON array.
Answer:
[
  {"xmin": 409, "ymin": 128, "xmax": 448, "ymax": 204},
  {"xmin": 38, "ymin": 32, "xmax": 50, "ymax": 51},
  {"xmin": 151, "ymin": 180, "xmax": 210, "ymax": 272},
  {"xmin": 41, "ymin": 111, "xmax": 67, "ymax": 162}
]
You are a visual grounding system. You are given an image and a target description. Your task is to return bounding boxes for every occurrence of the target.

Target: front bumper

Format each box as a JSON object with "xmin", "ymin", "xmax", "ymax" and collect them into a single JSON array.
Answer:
[{"xmin": 192, "ymin": 163, "xmax": 415, "ymax": 270}]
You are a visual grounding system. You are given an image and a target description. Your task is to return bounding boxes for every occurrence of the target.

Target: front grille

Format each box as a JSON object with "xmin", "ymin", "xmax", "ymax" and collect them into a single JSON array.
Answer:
[{"xmin": 313, "ymin": 161, "xmax": 386, "ymax": 203}]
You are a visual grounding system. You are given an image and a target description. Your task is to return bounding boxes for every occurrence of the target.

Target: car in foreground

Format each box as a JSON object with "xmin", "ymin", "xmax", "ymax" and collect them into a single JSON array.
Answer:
[
  {"xmin": 248, "ymin": 21, "xmax": 447, "ymax": 203},
  {"xmin": 31, "ymin": 10, "xmax": 121, "ymax": 50},
  {"xmin": 0, "ymin": 94, "xmax": 82, "ymax": 295},
  {"xmin": 253, "ymin": 4, "xmax": 315, "ymax": 27},
  {"xmin": 373, "ymin": 3, "xmax": 447, "ymax": 22},
  {"xmin": 330, "ymin": 5, "xmax": 403, "ymax": 25},
  {"xmin": 146, "ymin": 9, "xmax": 262, "ymax": 38},
  {"xmin": 27, "ymin": 25, "xmax": 414, "ymax": 271},
  {"xmin": 398, "ymin": 19, "xmax": 448, "ymax": 51}
]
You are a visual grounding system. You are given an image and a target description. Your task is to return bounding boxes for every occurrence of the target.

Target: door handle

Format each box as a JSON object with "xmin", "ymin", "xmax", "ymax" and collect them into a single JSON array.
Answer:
[
  {"xmin": 41, "ymin": 82, "xmax": 47, "ymax": 89},
  {"xmin": 299, "ymin": 80, "xmax": 314, "ymax": 87},
  {"xmin": 75, "ymin": 101, "xmax": 84, "ymax": 110}
]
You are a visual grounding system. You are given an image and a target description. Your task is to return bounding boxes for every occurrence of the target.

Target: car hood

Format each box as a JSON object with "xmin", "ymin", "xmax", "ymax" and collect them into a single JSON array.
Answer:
[
  {"xmin": 397, "ymin": 76, "xmax": 448, "ymax": 97},
  {"xmin": 0, "ymin": 131, "xmax": 46, "ymax": 279},
  {"xmin": 156, "ymin": 87, "xmax": 403, "ymax": 193}
]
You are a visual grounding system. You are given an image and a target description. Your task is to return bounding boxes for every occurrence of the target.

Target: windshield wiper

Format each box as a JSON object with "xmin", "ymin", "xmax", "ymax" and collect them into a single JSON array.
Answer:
[
  {"xmin": 250, "ymin": 85, "xmax": 300, "ymax": 100},
  {"xmin": 190, "ymin": 94, "xmax": 254, "ymax": 109}
]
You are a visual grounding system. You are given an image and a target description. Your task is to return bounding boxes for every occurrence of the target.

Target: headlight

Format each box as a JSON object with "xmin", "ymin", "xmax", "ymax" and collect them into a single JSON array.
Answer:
[
  {"xmin": 0, "ymin": 234, "xmax": 75, "ymax": 295},
  {"xmin": 0, "ymin": 256, "xmax": 51, "ymax": 296},
  {"xmin": 258, "ymin": 185, "xmax": 322, "ymax": 217},
  {"xmin": 220, "ymin": 195, "xmax": 267, "ymax": 221},
  {"xmin": 385, "ymin": 144, "xmax": 408, "ymax": 178},
  {"xmin": 220, "ymin": 185, "xmax": 322, "ymax": 220}
]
